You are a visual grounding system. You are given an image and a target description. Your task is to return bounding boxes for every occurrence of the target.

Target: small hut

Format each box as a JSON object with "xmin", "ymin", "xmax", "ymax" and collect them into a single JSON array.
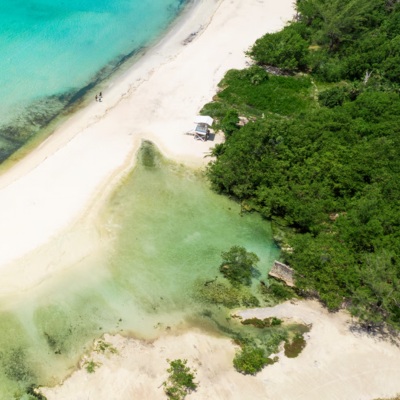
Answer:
[
  {"xmin": 269, "ymin": 261, "xmax": 295, "ymax": 287},
  {"xmin": 192, "ymin": 115, "xmax": 213, "ymax": 141}
]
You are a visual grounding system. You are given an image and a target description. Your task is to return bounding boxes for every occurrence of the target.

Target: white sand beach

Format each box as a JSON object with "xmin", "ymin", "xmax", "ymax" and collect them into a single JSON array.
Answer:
[
  {"xmin": 1, "ymin": 0, "xmax": 400, "ymax": 399},
  {"xmin": 42, "ymin": 300, "xmax": 400, "ymax": 400}
]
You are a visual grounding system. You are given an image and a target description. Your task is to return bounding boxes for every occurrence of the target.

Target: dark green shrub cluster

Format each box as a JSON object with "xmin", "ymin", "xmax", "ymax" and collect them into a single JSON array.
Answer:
[
  {"xmin": 241, "ymin": 317, "xmax": 282, "ymax": 329},
  {"xmin": 248, "ymin": 25, "xmax": 309, "ymax": 71},
  {"xmin": 233, "ymin": 345, "xmax": 272, "ymax": 375},
  {"xmin": 163, "ymin": 359, "xmax": 197, "ymax": 400},
  {"xmin": 318, "ymin": 86, "xmax": 348, "ymax": 107},
  {"xmin": 228, "ymin": 321, "xmax": 290, "ymax": 375},
  {"xmin": 261, "ymin": 281, "xmax": 297, "ymax": 302},
  {"xmin": 205, "ymin": 0, "xmax": 400, "ymax": 331},
  {"xmin": 220, "ymin": 109, "xmax": 239, "ymax": 137}
]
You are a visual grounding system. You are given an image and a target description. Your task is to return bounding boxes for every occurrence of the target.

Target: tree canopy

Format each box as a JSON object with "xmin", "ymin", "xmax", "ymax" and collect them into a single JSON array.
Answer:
[
  {"xmin": 248, "ymin": 24, "xmax": 309, "ymax": 71},
  {"xmin": 203, "ymin": 0, "xmax": 400, "ymax": 331},
  {"xmin": 219, "ymin": 246, "xmax": 260, "ymax": 286}
]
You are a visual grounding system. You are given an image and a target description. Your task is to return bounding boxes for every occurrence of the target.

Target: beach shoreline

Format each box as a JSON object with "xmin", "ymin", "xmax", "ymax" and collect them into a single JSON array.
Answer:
[
  {"xmin": 2, "ymin": 0, "xmax": 400, "ymax": 399},
  {"xmin": 0, "ymin": 0, "xmax": 294, "ymax": 287},
  {"xmin": 41, "ymin": 300, "xmax": 400, "ymax": 400}
]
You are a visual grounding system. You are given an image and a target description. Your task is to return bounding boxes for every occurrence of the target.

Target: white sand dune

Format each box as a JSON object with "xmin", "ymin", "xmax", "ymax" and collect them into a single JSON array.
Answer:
[{"xmin": 1, "ymin": 0, "xmax": 399, "ymax": 399}]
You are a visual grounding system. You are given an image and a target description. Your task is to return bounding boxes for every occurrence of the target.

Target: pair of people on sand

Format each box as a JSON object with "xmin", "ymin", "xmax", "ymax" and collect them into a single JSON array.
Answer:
[{"xmin": 95, "ymin": 92, "xmax": 103, "ymax": 102}]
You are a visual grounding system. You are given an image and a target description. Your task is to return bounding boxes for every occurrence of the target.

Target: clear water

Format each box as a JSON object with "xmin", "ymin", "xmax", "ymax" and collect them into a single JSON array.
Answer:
[
  {"xmin": 0, "ymin": 0, "xmax": 187, "ymax": 161},
  {"xmin": 0, "ymin": 2, "xmax": 282, "ymax": 397},
  {"xmin": 0, "ymin": 142, "xmax": 279, "ymax": 397}
]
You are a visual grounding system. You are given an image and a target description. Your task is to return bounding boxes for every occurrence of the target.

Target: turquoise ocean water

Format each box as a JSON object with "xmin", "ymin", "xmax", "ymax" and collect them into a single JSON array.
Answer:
[{"xmin": 0, "ymin": 0, "xmax": 187, "ymax": 161}]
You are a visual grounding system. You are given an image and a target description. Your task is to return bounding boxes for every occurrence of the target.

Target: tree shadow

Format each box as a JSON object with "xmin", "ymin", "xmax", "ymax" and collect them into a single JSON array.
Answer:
[{"xmin": 349, "ymin": 321, "xmax": 400, "ymax": 347}]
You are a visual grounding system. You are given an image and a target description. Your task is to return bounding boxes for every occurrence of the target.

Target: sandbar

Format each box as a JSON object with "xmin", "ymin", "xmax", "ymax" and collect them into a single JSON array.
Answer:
[{"xmin": 42, "ymin": 301, "xmax": 400, "ymax": 400}]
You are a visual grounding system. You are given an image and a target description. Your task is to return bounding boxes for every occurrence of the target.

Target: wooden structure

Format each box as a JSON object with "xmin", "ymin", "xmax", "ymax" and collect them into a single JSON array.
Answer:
[
  {"xmin": 187, "ymin": 115, "xmax": 213, "ymax": 141},
  {"xmin": 269, "ymin": 260, "xmax": 295, "ymax": 287}
]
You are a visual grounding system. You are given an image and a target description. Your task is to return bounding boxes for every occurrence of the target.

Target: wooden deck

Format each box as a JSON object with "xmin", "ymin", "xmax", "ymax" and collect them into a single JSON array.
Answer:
[{"xmin": 268, "ymin": 260, "xmax": 295, "ymax": 287}]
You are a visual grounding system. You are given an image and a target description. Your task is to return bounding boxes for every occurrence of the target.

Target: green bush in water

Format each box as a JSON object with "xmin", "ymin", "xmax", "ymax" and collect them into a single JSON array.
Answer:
[
  {"xmin": 195, "ymin": 279, "xmax": 260, "ymax": 309},
  {"xmin": 220, "ymin": 246, "xmax": 259, "ymax": 286},
  {"xmin": 241, "ymin": 317, "xmax": 282, "ymax": 328}
]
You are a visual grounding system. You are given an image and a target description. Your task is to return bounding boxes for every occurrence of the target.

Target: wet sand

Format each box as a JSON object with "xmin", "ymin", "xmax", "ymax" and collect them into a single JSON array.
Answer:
[{"xmin": 43, "ymin": 301, "xmax": 400, "ymax": 400}]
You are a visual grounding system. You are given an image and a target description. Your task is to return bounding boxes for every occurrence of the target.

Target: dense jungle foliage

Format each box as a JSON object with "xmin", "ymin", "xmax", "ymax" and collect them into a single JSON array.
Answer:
[{"xmin": 203, "ymin": 0, "xmax": 400, "ymax": 331}]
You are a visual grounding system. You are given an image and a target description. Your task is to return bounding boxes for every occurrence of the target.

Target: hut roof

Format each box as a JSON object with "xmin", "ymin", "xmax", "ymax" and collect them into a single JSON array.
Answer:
[{"xmin": 194, "ymin": 115, "xmax": 213, "ymax": 126}]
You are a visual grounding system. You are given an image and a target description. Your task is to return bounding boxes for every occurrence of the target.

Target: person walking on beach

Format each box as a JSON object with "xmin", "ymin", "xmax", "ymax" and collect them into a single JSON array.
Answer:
[
  {"xmin": 95, "ymin": 94, "xmax": 98, "ymax": 102},
  {"xmin": 99, "ymin": 92, "xmax": 103, "ymax": 102}
]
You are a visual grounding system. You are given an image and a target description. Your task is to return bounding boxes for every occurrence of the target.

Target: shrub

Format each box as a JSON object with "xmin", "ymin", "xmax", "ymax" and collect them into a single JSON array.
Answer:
[
  {"xmin": 233, "ymin": 346, "xmax": 269, "ymax": 375},
  {"xmin": 25, "ymin": 385, "xmax": 48, "ymax": 400},
  {"xmin": 241, "ymin": 317, "xmax": 282, "ymax": 328},
  {"xmin": 318, "ymin": 86, "xmax": 348, "ymax": 107},
  {"xmin": 221, "ymin": 109, "xmax": 240, "ymax": 137},
  {"xmin": 244, "ymin": 65, "xmax": 269, "ymax": 85},
  {"xmin": 248, "ymin": 26, "xmax": 309, "ymax": 71},
  {"xmin": 163, "ymin": 359, "xmax": 197, "ymax": 400},
  {"xmin": 241, "ymin": 294, "xmax": 260, "ymax": 308},
  {"xmin": 84, "ymin": 360, "xmax": 101, "ymax": 374},
  {"xmin": 261, "ymin": 281, "xmax": 296, "ymax": 302}
]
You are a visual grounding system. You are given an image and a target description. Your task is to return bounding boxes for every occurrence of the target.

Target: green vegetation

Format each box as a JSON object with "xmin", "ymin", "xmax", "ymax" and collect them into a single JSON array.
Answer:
[
  {"xmin": 247, "ymin": 24, "xmax": 309, "ymax": 71},
  {"xmin": 195, "ymin": 279, "xmax": 260, "ymax": 308},
  {"xmin": 233, "ymin": 345, "xmax": 275, "ymax": 375},
  {"xmin": 195, "ymin": 247, "xmax": 305, "ymax": 375},
  {"xmin": 203, "ymin": 67, "xmax": 313, "ymax": 122},
  {"xmin": 84, "ymin": 360, "xmax": 101, "ymax": 374},
  {"xmin": 24, "ymin": 385, "xmax": 47, "ymax": 400},
  {"xmin": 94, "ymin": 340, "xmax": 118, "ymax": 355},
  {"xmin": 219, "ymin": 246, "xmax": 260, "ymax": 286},
  {"xmin": 232, "ymin": 321, "xmax": 309, "ymax": 373},
  {"xmin": 241, "ymin": 317, "xmax": 282, "ymax": 328},
  {"xmin": 204, "ymin": 0, "xmax": 400, "ymax": 331},
  {"xmin": 260, "ymin": 281, "xmax": 297, "ymax": 304},
  {"xmin": 11, "ymin": 385, "xmax": 48, "ymax": 400},
  {"xmin": 163, "ymin": 359, "xmax": 197, "ymax": 400},
  {"xmin": 284, "ymin": 332, "xmax": 307, "ymax": 358}
]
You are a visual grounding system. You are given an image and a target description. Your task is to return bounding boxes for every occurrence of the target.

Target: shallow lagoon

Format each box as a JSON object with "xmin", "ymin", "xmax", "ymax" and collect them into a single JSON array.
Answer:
[{"xmin": 0, "ymin": 142, "xmax": 279, "ymax": 397}]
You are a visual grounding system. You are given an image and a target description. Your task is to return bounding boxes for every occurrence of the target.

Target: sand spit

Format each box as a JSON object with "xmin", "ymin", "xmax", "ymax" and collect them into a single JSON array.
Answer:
[{"xmin": 42, "ymin": 301, "xmax": 400, "ymax": 400}]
